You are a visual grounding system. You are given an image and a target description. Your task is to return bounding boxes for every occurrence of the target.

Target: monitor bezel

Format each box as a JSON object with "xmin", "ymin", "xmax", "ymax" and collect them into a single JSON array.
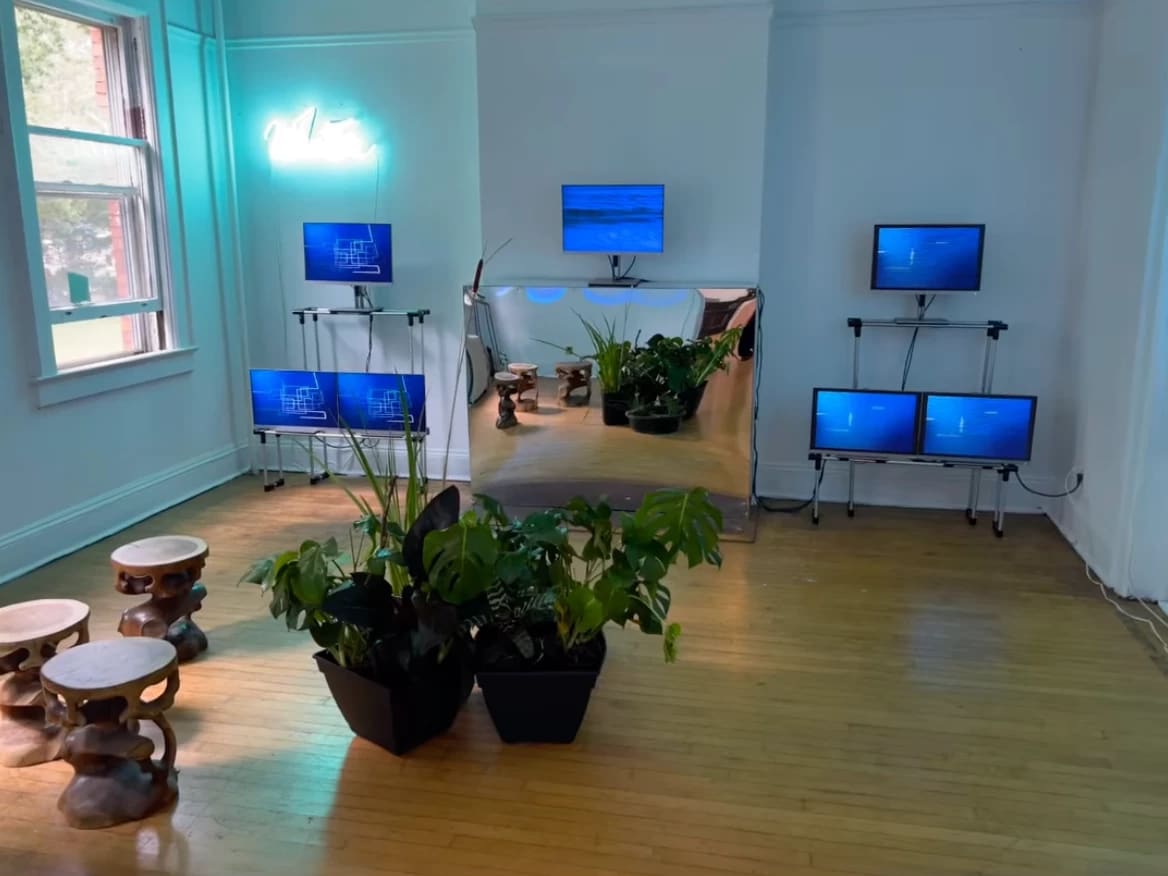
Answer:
[
  {"xmin": 561, "ymin": 184, "xmax": 666, "ymax": 255},
  {"xmin": 869, "ymin": 223, "xmax": 986, "ymax": 293},
  {"xmin": 303, "ymin": 221, "xmax": 394, "ymax": 285},
  {"xmin": 918, "ymin": 391, "xmax": 1038, "ymax": 462},
  {"xmin": 809, "ymin": 387, "xmax": 924, "ymax": 457},
  {"xmin": 249, "ymin": 368, "xmax": 340, "ymax": 433}
]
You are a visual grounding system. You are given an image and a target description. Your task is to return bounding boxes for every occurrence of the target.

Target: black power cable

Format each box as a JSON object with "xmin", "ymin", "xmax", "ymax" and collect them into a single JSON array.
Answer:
[
  {"xmin": 900, "ymin": 294, "xmax": 936, "ymax": 391},
  {"xmin": 1016, "ymin": 471, "xmax": 1083, "ymax": 499},
  {"xmin": 759, "ymin": 462, "xmax": 827, "ymax": 514}
]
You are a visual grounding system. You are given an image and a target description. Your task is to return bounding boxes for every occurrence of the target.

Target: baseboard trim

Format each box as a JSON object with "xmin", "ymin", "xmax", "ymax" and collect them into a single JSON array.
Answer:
[
  {"xmin": 0, "ymin": 444, "xmax": 249, "ymax": 586},
  {"xmin": 756, "ymin": 461, "xmax": 1056, "ymax": 514}
]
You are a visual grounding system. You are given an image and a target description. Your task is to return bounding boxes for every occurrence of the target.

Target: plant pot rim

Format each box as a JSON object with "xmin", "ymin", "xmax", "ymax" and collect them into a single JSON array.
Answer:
[{"xmin": 476, "ymin": 666, "xmax": 601, "ymax": 679}]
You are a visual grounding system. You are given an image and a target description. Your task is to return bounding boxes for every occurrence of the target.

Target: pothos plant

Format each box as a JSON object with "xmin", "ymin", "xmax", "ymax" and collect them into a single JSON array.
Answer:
[{"xmin": 421, "ymin": 487, "xmax": 724, "ymax": 668}]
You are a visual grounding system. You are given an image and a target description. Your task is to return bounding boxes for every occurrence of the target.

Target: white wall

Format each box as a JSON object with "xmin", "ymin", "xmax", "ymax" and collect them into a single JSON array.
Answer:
[
  {"xmin": 0, "ymin": 3, "xmax": 247, "ymax": 583},
  {"xmin": 756, "ymin": 0, "xmax": 1094, "ymax": 510},
  {"xmin": 225, "ymin": 0, "xmax": 481, "ymax": 479},
  {"xmin": 475, "ymin": 0, "xmax": 770, "ymax": 285},
  {"xmin": 1052, "ymin": 0, "xmax": 1168, "ymax": 600}
]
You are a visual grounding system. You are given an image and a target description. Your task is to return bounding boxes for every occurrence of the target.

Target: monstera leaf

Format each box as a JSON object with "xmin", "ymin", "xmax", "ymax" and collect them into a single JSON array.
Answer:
[
  {"xmin": 402, "ymin": 486, "xmax": 461, "ymax": 583},
  {"xmin": 423, "ymin": 515, "xmax": 499, "ymax": 605},
  {"xmin": 633, "ymin": 487, "xmax": 723, "ymax": 569}
]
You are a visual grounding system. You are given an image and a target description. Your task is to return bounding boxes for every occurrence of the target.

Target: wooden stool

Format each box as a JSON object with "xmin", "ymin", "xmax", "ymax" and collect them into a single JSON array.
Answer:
[
  {"xmin": 507, "ymin": 362, "xmax": 539, "ymax": 412},
  {"xmin": 0, "ymin": 599, "xmax": 90, "ymax": 767},
  {"xmin": 41, "ymin": 638, "xmax": 180, "ymax": 830},
  {"xmin": 555, "ymin": 361, "xmax": 593, "ymax": 407},
  {"xmin": 112, "ymin": 535, "xmax": 208, "ymax": 662},
  {"xmin": 495, "ymin": 372, "xmax": 520, "ymax": 429}
]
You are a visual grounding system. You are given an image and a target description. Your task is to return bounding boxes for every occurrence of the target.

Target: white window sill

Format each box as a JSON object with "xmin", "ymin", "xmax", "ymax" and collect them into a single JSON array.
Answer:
[{"xmin": 35, "ymin": 347, "xmax": 197, "ymax": 408}]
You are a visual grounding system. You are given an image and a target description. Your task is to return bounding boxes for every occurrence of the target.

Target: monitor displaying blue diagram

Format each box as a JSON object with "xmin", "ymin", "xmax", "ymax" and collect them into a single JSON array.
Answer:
[
  {"xmin": 921, "ymin": 393, "xmax": 1037, "ymax": 461},
  {"xmin": 811, "ymin": 389, "xmax": 921, "ymax": 456},
  {"xmin": 250, "ymin": 369, "xmax": 339, "ymax": 431},
  {"xmin": 562, "ymin": 184, "xmax": 665, "ymax": 254},
  {"xmin": 303, "ymin": 222, "xmax": 393, "ymax": 284},
  {"xmin": 337, "ymin": 372, "xmax": 426, "ymax": 434}
]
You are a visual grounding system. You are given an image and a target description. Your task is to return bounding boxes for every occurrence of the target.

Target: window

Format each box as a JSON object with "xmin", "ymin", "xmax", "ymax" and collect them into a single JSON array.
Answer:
[{"xmin": 15, "ymin": 2, "xmax": 173, "ymax": 372}]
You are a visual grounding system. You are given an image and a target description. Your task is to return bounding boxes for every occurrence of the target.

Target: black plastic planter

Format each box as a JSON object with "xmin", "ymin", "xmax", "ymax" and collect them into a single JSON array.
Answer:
[
  {"xmin": 680, "ymin": 382, "xmax": 709, "ymax": 420},
  {"xmin": 476, "ymin": 639, "xmax": 606, "ymax": 744},
  {"xmin": 314, "ymin": 649, "xmax": 470, "ymax": 756},
  {"xmin": 601, "ymin": 391, "xmax": 630, "ymax": 426},
  {"xmin": 628, "ymin": 409, "xmax": 681, "ymax": 435}
]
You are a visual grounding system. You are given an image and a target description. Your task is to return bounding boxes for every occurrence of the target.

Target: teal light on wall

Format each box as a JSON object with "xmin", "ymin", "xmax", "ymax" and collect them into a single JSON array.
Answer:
[{"xmin": 264, "ymin": 107, "xmax": 376, "ymax": 165}]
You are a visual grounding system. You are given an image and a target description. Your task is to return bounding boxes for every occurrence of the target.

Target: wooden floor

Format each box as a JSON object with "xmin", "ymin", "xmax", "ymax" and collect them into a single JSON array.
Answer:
[
  {"xmin": 469, "ymin": 356, "xmax": 754, "ymax": 505},
  {"xmin": 2, "ymin": 477, "xmax": 1168, "ymax": 875}
]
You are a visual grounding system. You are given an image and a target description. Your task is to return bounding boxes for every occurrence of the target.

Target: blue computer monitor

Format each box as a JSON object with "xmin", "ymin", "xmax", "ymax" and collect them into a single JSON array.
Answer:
[
  {"xmin": 920, "ymin": 393, "xmax": 1037, "ymax": 461},
  {"xmin": 871, "ymin": 224, "xmax": 985, "ymax": 292},
  {"xmin": 337, "ymin": 372, "xmax": 426, "ymax": 434},
  {"xmin": 562, "ymin": 184, "xmax": 665, "ymax": 254},
  {"xmin": 250, "ymin": 369, "xmax": 339, "ymax": 432},
  {"xmin": 811, "ymin": 389, "xmax": 921, "ymax": 456},
  {"xmin": 303, "ymin": 222, "xmax": 393, "ymax": 284}
]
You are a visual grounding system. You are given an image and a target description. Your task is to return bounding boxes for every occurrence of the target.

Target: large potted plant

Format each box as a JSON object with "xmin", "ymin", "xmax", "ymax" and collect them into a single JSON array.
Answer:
[
  {"xmin": 423, "ymin": 488, "xmax": 724, "ymax": 743},
  {"xmin": 241, "ymin": 430, "xmax": 473, "ymax": 756},
  {"xmin": 539, "ymin": 313, "xmax": 636, "ymax": 426}
]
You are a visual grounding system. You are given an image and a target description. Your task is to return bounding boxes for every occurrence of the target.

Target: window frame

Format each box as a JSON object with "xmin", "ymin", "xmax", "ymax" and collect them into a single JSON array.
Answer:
[{"xmin": 1, "ymin": 0, "xmax": 195, "ymax": 405}]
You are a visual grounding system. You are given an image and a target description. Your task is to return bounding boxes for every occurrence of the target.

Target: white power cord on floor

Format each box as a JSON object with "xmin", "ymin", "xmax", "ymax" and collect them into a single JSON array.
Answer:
[{"xmin": 1088, "ymin": 562, "xmax": 1168, "ymax": 654}]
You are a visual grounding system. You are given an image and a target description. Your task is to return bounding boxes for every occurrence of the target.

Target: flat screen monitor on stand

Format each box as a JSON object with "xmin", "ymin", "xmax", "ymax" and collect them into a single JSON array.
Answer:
[
  {"xmin": 303, "ymin": 221, "xmax": 393, "ymax": 309},
  {"xmin": 562, "ymin": 184, "xmax": 664, "ymax": 288},
  {"xmin": 870, "ymin": 223, "xmax": 985, "ymax": 324}
]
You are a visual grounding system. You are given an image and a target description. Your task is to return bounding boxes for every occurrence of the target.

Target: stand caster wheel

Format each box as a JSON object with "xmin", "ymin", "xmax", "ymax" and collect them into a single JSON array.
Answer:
[
  {"xmin": 993, "ymin": 525, "xmax": 1004, "ymax": 538},
  {"xmin": 812, "ymin": 514, "xmax": 820, "ymax": 526},
  {"xmin": 847, "ymin": 507, "xmax": 855, "ymax": 518},
  {"xmin": 965, "ymin": 508, "xmax": 977, "ymax": 526}
]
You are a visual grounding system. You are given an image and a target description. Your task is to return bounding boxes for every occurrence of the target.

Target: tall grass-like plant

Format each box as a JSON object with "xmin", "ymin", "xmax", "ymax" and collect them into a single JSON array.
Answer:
[{"xmin": 537, "ymin": 311, "xmax": 636, "ymax": 395}]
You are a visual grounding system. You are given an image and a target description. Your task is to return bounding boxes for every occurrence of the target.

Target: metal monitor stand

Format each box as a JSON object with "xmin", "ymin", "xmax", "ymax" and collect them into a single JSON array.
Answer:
[{"xmin": 844, "ymin": 314, "xmax": 1009, "ymax": 525}]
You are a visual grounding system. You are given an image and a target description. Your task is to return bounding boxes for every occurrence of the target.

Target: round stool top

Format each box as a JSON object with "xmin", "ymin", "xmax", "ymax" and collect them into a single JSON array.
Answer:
[
  {"xmin": 494, "ymin": 372, "xmax": 520, "ymax": 383},
  {"xmin": 507, "ymin": 363, "xmax": 538, "ymax": 373},
  {"xmin": 111, "ymin": 535, "xmax": 207, "ymax": 568},
  {"xmin": 555, "ymin": 361, "xmax": 592, "ymax": 371},
  {"xmin": 42, "ymin": 638, "xmax": 177, "ymax": 698},
  {"xmin": 0, "ymin": 599, "xmax": 89, "ymax": 647}
]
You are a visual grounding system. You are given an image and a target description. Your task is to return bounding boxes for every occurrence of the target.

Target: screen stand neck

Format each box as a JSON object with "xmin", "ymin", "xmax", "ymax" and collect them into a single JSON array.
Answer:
[
  {"xmin": 587, "ymin": 254, "xmax": 642, "ymax": 288},
  {"xmin": 354, "ymin": 285, "xmax": 371, "ymax": 309}
]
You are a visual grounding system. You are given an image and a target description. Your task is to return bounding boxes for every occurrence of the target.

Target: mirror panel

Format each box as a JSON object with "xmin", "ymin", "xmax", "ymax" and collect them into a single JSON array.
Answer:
[{"xmin": 465, "ymin": 285, "xmax": 757, "ymax": 536}]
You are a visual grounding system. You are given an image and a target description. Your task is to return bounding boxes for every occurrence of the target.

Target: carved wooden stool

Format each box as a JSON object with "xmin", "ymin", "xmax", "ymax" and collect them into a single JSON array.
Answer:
[
  {"xmin": 41, "ymin": 638, "xmax": 180, "ymax": 830},
  {"xmin": 0, "ymin": 599, "xmax": 90, "ymax": 767},
  {"xmin": 555, "ymin": 361, "xmax": 593, "ymax": 407},
  {"xmin": 495, "ymin": 372, "xmax": 519, "ymax": 429},
  {"xmin": 112, "ymin": 535, "xmax": 209, "ymax": 662},
  {"xmin": 507, "ymin": 362, "xmax": 539, "ymax": 412}
]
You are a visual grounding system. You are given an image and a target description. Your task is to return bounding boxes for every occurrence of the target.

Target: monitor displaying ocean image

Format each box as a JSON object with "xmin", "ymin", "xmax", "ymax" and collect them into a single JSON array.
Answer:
[
  {"xmin": 562, "ymin": 184, "xmax": 665, "ymax": 254},
  {"xmin": 871, "ymin": 224, "xmax": 984, "ymax": 291}
]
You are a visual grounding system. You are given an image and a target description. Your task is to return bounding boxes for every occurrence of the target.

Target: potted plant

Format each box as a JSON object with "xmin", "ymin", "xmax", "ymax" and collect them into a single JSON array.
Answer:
[
  {"xmin": 539, "ymin": 313, "xmax": 636, "ymax": 426},
  {"xmin": 624, "ymin": 334, "xmax": 690, "ymax": 434},
  {"xmin": 423, "ymin": 488, "xmax": 724, "ymax": 743},
  {"xmin": 241, "ymin": 428, "xmax": 474, "ymax": 756}
]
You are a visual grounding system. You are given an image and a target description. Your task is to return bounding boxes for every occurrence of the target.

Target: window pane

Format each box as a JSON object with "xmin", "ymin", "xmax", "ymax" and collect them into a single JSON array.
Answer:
[
  {"xmin": 16, "ymin": 5, "xmax": 117, "ymax": 134},
  {"xmin": 52, "ymin": 317, "xmax": 147, "ymax": 370},
  {"xmin": 31, "ymin": 134, "xmax": 137, "ymax": 187},
  {"xmin": 37, "ymin": 196, "xmax": 147, "ymax": 308}
]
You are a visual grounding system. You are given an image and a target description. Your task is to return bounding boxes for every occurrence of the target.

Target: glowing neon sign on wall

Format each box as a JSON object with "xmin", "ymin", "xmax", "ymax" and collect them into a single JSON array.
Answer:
[{"xmin": 264, "ymin": 107, "xmax": 375, "ymax": 165}]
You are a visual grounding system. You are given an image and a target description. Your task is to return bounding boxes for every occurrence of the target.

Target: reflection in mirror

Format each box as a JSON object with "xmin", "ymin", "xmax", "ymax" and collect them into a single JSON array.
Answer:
[{"xmin": 465, "ymin": 285, "xmax": 758, "ymax": 537}]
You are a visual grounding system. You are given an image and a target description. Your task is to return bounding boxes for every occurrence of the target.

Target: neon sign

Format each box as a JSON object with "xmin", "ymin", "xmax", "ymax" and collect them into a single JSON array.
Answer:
[{"xmin": 264, "ymin": 107, "xmax": 375, "ymax": 165}]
